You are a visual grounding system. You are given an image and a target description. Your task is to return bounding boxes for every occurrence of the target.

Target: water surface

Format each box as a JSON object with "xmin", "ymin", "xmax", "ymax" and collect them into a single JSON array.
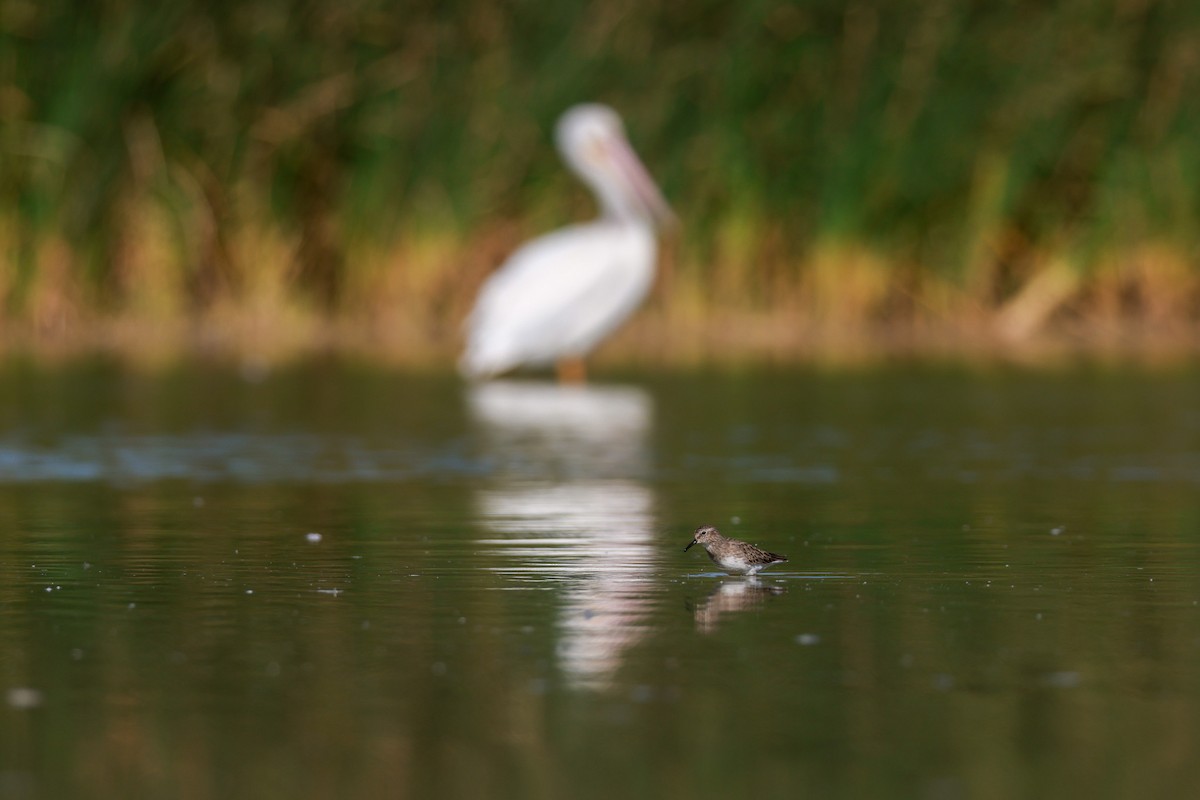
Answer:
[{"xmin": 1, "ymin": 359, "xmax": 1199, "ymax": 799}]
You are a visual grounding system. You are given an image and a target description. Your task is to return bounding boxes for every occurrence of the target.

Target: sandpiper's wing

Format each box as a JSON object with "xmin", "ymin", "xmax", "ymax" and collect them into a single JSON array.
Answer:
[{"xmin": 748, "ymin": 544, "xmax": 787, "ymax": 564}]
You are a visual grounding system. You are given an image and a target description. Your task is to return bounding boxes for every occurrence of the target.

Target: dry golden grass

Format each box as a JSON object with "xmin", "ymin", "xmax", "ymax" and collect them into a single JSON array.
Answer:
[{"xmin": 3, "ymin": 208, "xmax": 1200, "ymax": 368}]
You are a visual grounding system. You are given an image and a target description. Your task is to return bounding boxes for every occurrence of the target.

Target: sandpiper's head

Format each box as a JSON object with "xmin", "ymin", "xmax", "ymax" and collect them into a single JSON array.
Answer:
[{"xmin": 684, "ymin": 525, "xmax": 722, "ymax": 552}]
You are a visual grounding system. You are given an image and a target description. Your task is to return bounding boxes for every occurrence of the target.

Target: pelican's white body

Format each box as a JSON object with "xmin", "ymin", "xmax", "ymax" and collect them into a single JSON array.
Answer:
[
  {"xmin": 460, "ymin": 104, "xmax": 670, "ymax": 379},
  {"xmin": 463, "ymin": 222, "xmax": 655, "ymax": 375}
]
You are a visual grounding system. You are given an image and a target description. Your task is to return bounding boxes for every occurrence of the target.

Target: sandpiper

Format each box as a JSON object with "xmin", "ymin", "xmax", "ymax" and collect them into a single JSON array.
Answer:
[{"xmin": 683, "ymin": 525, "xmax": 788, "ymax": 576}]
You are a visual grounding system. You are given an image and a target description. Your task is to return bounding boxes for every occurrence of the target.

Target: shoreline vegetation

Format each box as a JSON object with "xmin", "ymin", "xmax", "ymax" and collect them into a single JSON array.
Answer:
[
  {"xmin": 3, "ymin": 1, "xmax": 1200, "ymax": 365},
  {"xmin": 5, "ymin": 234, "xmax": 1200, "ymax": 367}
]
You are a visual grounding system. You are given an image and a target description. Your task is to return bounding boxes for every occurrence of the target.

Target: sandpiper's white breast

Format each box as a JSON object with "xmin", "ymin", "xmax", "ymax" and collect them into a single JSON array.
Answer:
[{"xmin": 714, "ymin": 553, "xmax": 751, "ymax": 573}]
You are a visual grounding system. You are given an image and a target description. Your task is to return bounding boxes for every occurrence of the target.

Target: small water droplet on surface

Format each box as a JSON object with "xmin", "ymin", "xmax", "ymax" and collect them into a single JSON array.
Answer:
[
  {"xmin": 1040, "ymin": 671, "xmax": 1081, "ymax": 689},
  {"xmin": 630, "ymin": 685, "xmax": 654, "ymax": 703},
  {"xmin": 6, "ymin": 688, "xmax": 43, "ymax": 709}
]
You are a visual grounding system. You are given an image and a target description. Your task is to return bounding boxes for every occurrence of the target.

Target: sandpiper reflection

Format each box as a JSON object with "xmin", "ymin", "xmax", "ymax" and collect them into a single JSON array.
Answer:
[
  {"xmin": 690, "ymin": 578, "xmax": 786, "ymax": 635},
  {"xmin": 469, "ymin": 380, "xmax": 657, "ymax": 690}
]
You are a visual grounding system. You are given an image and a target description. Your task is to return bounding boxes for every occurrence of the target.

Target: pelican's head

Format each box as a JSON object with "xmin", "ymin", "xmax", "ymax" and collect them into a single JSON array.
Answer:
[{"xmin": 555, "ymin": 104, "xmax": 675, "ymax": 229}]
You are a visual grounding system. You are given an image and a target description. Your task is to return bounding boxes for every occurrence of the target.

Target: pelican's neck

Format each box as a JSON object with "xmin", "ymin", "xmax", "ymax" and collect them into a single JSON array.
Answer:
[
  {"xmin": 567, "ymin": 165, "xmax": 646, "ymax": 228},
  {"xmin": 591, "ymin": 185, "xmax": 653, "ymax": 228}
]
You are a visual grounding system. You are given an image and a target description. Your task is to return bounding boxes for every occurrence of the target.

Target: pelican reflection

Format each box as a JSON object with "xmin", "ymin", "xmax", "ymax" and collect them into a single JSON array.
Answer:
[{"xmin": 469, "ymin": 380, "xmax": 657, "ymax": 689}]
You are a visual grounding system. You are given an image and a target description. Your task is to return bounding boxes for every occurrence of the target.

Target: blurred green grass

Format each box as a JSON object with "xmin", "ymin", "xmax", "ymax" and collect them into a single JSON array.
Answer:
[{"xmin": 2, "ymin": 0, "xmax": 1200, "ymax": 357}]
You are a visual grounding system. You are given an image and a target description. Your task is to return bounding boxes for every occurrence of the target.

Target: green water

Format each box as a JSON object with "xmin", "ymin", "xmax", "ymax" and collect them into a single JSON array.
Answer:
[{"xmin": 2, "ymin": 359, "xmax": 1199, "ymax": 799}]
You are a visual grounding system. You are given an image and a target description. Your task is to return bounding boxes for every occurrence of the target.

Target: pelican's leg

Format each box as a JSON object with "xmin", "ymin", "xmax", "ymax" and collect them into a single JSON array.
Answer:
[{"xmin": 556, "ymin": 357, "xmax": 587, "ymax": 384}]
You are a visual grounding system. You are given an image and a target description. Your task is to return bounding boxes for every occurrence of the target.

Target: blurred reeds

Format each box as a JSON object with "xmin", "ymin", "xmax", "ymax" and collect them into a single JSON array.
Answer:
[{"xmin": 3, "ymin": 0, "xmax": 1200, "ymax": 361}]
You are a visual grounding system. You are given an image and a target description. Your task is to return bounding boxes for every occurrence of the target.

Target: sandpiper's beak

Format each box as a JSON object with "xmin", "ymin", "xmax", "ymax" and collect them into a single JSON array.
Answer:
[{"xmin": 684, "ymin": 539, "xmax": 697, "ymax": 552}]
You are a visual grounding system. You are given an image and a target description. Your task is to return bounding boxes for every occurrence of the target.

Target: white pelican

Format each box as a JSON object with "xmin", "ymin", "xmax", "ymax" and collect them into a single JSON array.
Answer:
[{"xmin": 460, "ymin": 104, "xmax": 674, "ymax": 382}]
